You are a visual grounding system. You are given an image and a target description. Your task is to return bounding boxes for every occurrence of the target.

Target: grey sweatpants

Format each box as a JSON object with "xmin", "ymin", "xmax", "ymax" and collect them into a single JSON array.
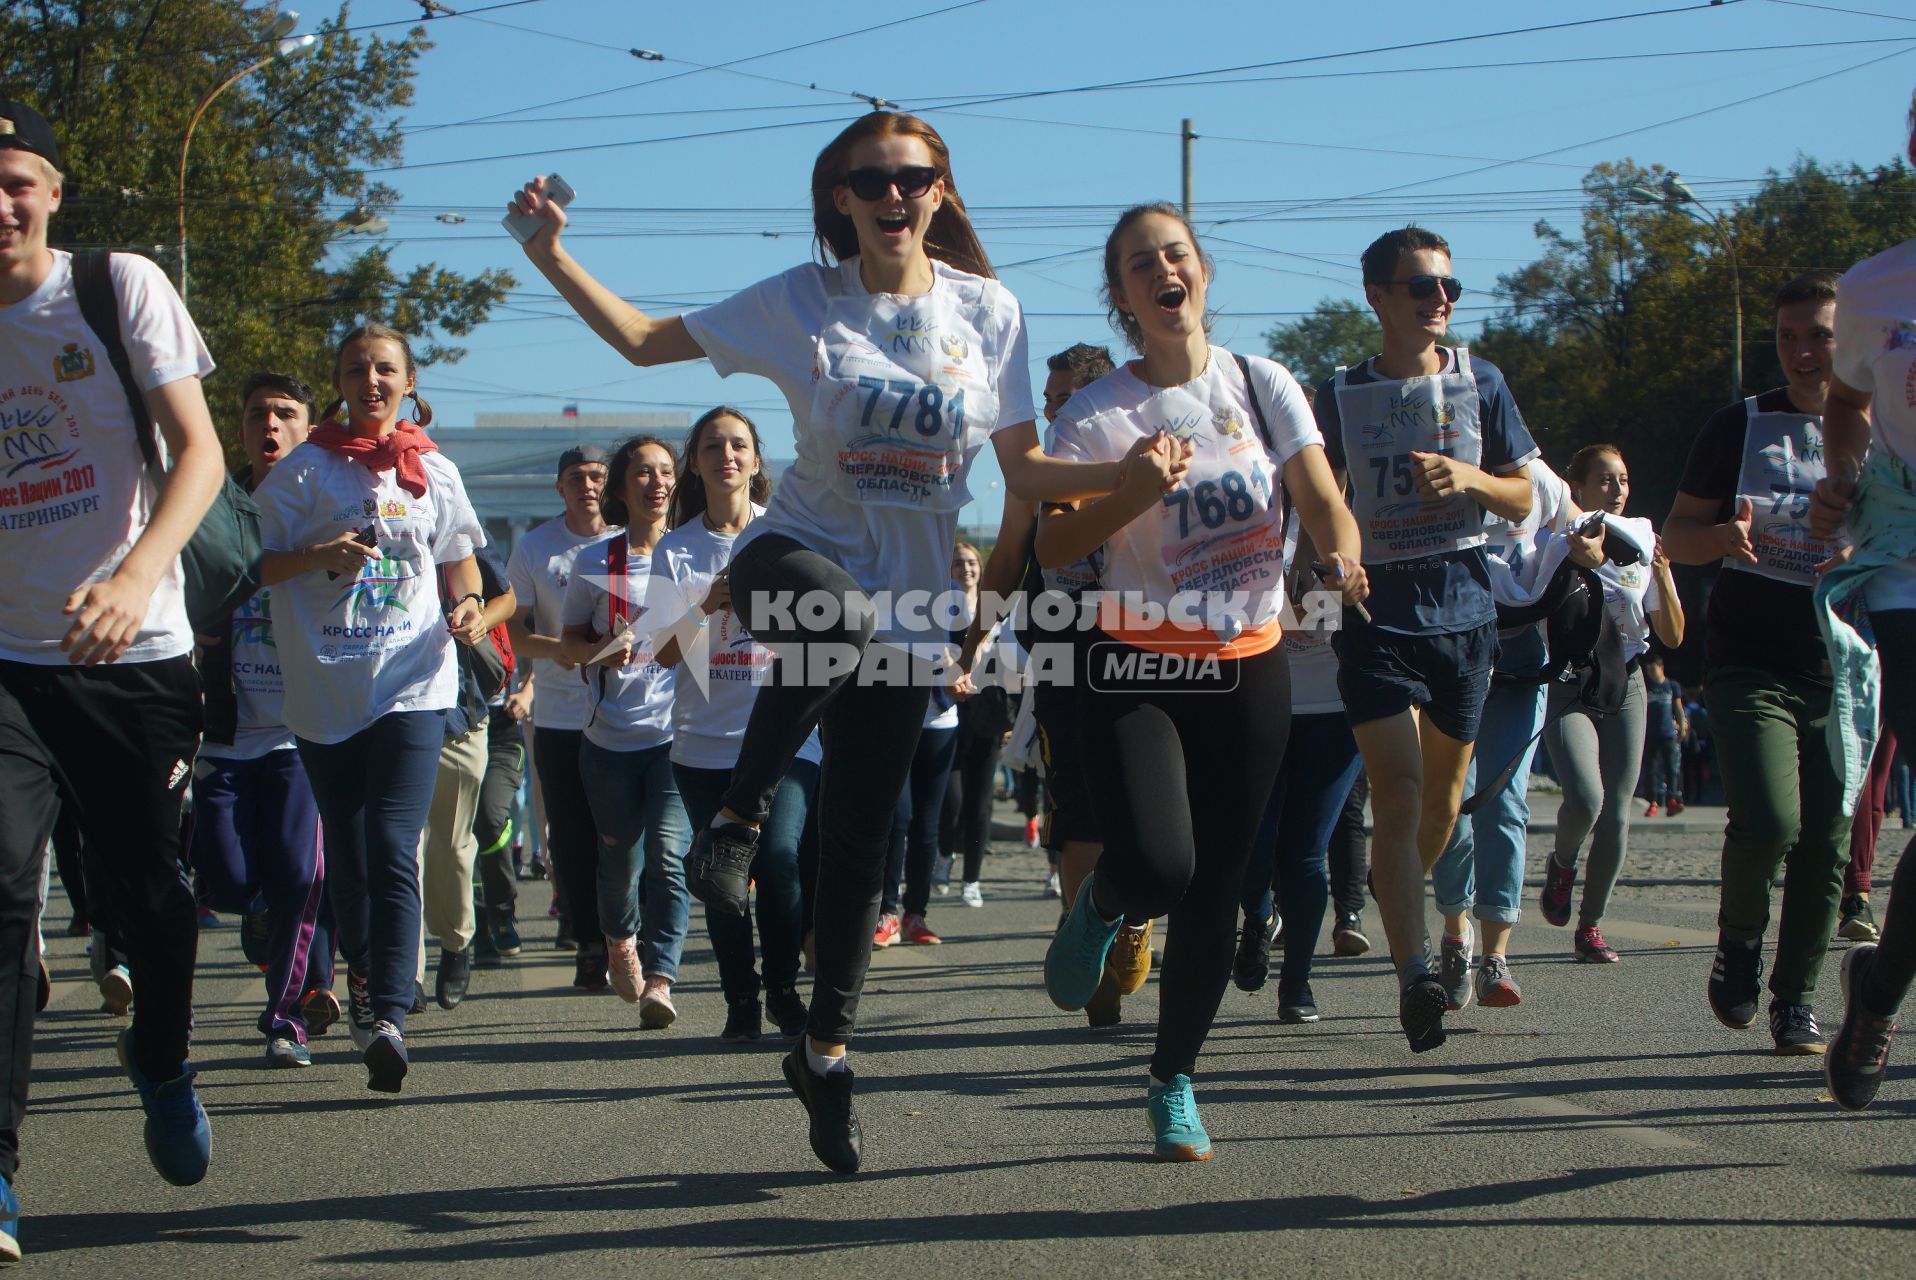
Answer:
[{"xmin": 1542, "ymin": 667, "xmax": 1647, "ymax": 927}]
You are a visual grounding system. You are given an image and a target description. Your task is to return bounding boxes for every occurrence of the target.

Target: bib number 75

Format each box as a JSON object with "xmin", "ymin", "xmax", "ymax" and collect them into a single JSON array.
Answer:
[{"xmin": 858, "ymin": 376, "xmax": 966, "ymax": 442}]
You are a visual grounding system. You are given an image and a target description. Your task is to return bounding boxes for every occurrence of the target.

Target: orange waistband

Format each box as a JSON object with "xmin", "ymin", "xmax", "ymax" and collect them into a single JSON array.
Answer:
[{"xmin": 1099, "ymin": 615, "xmax": 1282, "ymax": 661}]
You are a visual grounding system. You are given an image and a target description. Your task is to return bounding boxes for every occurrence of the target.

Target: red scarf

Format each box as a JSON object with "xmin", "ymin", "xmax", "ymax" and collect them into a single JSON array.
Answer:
[{"xmin": 307, "ymin": 418, "xmax": 438, "ymax": 497}]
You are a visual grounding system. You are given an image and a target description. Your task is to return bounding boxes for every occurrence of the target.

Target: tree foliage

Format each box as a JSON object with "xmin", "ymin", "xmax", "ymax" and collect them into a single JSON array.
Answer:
[{"xmin": 0, "ymin": 0, "xmax": 512, "ymax": 444}]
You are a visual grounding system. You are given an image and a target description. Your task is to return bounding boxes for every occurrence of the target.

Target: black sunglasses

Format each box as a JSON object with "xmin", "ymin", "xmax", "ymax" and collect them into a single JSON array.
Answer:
[
  {"xmin": 844, "ymin": 165, "xmax": 937, "ymax": 202},
  {"xmin": 1386, "ymin": 274, "xmax": 1463, "ymax": 302}
]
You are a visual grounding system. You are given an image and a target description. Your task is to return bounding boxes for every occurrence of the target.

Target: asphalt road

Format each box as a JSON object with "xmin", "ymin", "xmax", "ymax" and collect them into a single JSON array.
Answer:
[{"xmin": 18, "ymin": 811, "xmax": 1916, "ymax": 1277}]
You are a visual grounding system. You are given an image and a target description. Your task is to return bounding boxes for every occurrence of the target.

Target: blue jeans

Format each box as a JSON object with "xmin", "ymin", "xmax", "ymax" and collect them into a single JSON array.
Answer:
[
  {"xmin": 298, "ymin": 710, "xmax": 444, "ymax": 1030},
  {"xmin": 677, "ymin": 759, "xmax": 817, "ymax": 1002},
  {"xmin": 578, "ymin": 739, "xmax": 691, "ymax": 979},
  {"xmin": 1431, "ymin": 677, "xmax": 1548, "ymax": 924},
  {"xmin": 1239, "ymin": 712, "xmax": 1362, "ymax": 992}
]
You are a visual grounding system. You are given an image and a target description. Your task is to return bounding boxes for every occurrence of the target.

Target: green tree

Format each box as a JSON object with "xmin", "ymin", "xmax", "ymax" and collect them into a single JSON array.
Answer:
[
  {"xmin": 1263, "ymin": 299, "xmax": 1383, "ymax": 390},
  {"xmin": 0, "ymin": 0, "xmax": 512, "ymax": 442}
]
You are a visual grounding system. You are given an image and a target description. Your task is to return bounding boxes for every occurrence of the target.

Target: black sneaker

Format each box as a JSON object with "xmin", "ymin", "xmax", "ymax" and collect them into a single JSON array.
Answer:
[
  {"xmin": 1084, "ymin": 971, "xmax": 1123, "ymax": 1029},
  {"xmin": 781, "ymin": 1047, "xmax": 862, "ymax": 1174},
  {"xmin": 1232, "ymin": 914, "xmax": 1275, "ymax": 993},
  {"xmin": 435, "ymin": 947, "xmax": 472, "ymax": 1010},
  {"xmin": 1400, "ymin": 976, "xmax": 1448, "ymax": 1054},
  {"xmin": 1331, "ymin": 913, "xmax": 1370, "ymax": 956},
  {"xmin": 765, "ymin": 986, "xmax": 809, "ymax": 1040},
  {"xmin": 1838, "ymin": 896, "xmax": 1880, "ymax": 943},
  {"xmin": 240, "ymin": 911, "xmax": 272, "ymax": 968},
  {"xmin": 1769, "ymin": 999, "xmax": 1825, "ymax": 1056},
  {"xmin": 490, "ymin": 906, "xmax": 523, "ymax": 956},
  {"xmin": 1277, "ymin": 981, "xmax": 1319, "ymax": 1025},
  {"xmin": 573, "ymin": 948, "xmax": 608, "ymax": 992},
  {"xmin": 721, "ymin": 998, "xmax": 763, "ymax": 1044},
  {"xmin": 686, "ymin": 822, "xmax": 759, "ymax": 916},
  {"xmin": 1708, "ymin": 934, "xmax": 1763, "ymax": 1030},
  {"xmin": 1828, "ymin": 943, "xmax": 1898, "ymax": 1111},
  {"xmin": 346, "ymin": 968, "xmax": 376, "ymax": 1051},
  {"xmin": 471, "ymin": 925, "xmax": 503, "ymax": 970}
]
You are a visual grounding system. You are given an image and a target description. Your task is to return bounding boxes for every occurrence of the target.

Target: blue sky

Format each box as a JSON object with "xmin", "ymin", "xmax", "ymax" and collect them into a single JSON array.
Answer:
[{"xmin": 319, "ymin": 0, "xmax": 1916, "ymax": 530}]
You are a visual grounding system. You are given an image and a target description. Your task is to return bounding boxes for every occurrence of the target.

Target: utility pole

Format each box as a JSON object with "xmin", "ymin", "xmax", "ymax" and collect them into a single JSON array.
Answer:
[{"xmin": 1181, "ymin": 119, "xmax": 1196, "ymax": 226}]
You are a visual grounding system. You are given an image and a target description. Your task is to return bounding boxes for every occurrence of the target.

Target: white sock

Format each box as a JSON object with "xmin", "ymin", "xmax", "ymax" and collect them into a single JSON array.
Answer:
[
  {"xmin": 1148, "ymin": 1072, "xmax": 1173, "ymax": 1091},
  {"xmin": 805, "ymin": 1041, "xmax": 849, "ymax": 1075}
]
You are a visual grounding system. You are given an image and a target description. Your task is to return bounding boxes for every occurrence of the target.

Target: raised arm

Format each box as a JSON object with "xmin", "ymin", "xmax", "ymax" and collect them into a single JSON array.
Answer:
[{"xmin": 511, "ymin": 176, "xmax": 707, "ymax": 369}]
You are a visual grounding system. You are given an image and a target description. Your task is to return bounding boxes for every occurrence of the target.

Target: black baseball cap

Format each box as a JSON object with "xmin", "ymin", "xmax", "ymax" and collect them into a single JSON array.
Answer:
[
  {"xmin": 0, "ymin": 101, "xmax": 60, "ymax": 171},
  {"xmin": 557, "ymin": 444, "xmax": 609, "ymax": 476}
]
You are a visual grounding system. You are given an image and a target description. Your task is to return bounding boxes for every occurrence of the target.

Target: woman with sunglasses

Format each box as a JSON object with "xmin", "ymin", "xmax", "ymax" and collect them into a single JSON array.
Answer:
[
  {"xmin": 651, "ymin": 407, "xmax": 818, "ymax": 1045},
  {"xmin": 509, "ymin": 111, "xmax": 1131, "ymax": 1175},
  {"xmin": 1313, "ymin": 226, "xmax": 1540, "ymax": 1055},
  {"xmin": 1539, "ymin": 443, "xmax": 1683, "ymax": 963},
  {"xmin": 559, "ymin": 437, "xmax": 690, "ymax": 1026},
  {"xmin": 1039, "ymin": 203, "xmax": 1366, "ymax": 1162}
]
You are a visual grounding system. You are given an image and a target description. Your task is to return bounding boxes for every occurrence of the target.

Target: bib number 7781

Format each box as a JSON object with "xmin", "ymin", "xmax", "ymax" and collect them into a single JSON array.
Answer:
[{"xmin": 857, "ymin": 375, "xmax": 966, "ymax": 442}]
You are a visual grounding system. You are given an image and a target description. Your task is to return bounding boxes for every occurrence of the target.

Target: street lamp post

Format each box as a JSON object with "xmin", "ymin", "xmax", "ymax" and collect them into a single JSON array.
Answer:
[
  {"xmin": 177, "ymin": 15, "xmax": 316, "ymax": 307},
  {"xmin": 1628, "ymin": 173, "xmax": 1742, "ymax": 400}
]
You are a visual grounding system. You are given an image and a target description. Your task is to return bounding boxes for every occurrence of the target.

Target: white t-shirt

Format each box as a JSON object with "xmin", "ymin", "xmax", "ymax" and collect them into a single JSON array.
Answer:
[
  {"xmin": 0, "ymin": 250, "xmax": 212, "ymax": 664},
  {"xmin": 683, "ymin": 257, "xmax": 1035, "ymax": 647},
  {"xmin": 561, "ymin": 533, "xmax": 675, "ymax": 753},
  {"xmin": 201, "ymin": 582, "xmax": 297, "ymax": 760},
  {"xmin": 1833, "ymin": 240, "xmax": 1916, "ymax": 612},
  {"xmin": 651, "ymin": 507, "xmax": 819, "ymax": 770},
  {"xmin": 507, "ymin": 515, "xmax": 621, "ymax": 730},
  {"xmin": 1046, "ymin": 349, "xmax": 1322, "ymax": 648},
  {"xmin": 1593, "ymin": 515, "xmax": 1661, "ymax": 663},
  {"xmin": 254, "ymin": 445, "xmax": 485, "ymax": 744}
]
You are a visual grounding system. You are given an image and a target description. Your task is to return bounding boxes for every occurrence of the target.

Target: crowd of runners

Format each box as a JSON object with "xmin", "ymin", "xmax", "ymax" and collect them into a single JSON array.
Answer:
[{"xmin": 2, "ymin": 86, "xmax": 1916, "ymax": 1263}]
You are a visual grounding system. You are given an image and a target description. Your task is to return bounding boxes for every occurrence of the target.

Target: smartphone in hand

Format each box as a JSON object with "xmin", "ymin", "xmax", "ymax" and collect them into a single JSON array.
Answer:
[
  {"xmin": 504, "ymin": 174, "xmax": 577, "ymax": 244},
  {"xmin": 327, "ymin": 525, "xmax": 379, "ymax": 580}
]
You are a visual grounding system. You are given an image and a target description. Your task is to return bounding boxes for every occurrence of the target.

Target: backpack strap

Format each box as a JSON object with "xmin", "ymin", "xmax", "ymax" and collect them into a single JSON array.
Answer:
[
  {"xmin": 70, "ymin": 250, "xmax": 158, "ymax": 471},
  {"xmin": 1231, "ymin": 351, "xmax": 1277, "ymax": 455}
]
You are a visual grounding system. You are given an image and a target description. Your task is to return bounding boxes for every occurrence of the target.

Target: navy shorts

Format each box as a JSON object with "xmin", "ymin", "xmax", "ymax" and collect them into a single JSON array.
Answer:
[{"xmin": 1332, "ymin": 619, "xmax": 1497, "ymax": 744}]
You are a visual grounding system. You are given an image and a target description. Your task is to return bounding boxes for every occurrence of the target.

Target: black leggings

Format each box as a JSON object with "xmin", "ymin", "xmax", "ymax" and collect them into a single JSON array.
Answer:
[
  {"xmin": 726, "ymin": 534, "xmax": 930, "ymax": 1042},
  {"xmin": 1078, "ymin": 632, "xmax": 1291, "ymax": 1081},
  {"xmin": 1858, "ymin": 608, "xmax": 1916, "ymax": 1017},
  {"xmin": 883, "ymin": 724, "xmax": 957, "ymax": 917},
  {"xmin": 943, "ymin": 722, "xmax": 1007, "ymax": 884}
]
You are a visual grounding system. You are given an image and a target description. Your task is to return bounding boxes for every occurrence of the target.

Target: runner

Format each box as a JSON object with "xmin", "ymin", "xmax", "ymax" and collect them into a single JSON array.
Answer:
[
  {"xmin": 510, "ymin": 111, "xmax": 1114, "ymax": 1174},
  {"xmin": 1540, "ymin": 443, "xmax": 1684, "ymax": 963},
  {"xmin": 968, "ymin": 343, "xmax": 1151, "ymax": 1027},
  {"xmin": 415, "ymin": 548, "xmax": 516, "ymax": 1010},
  {"xmin": 470, "ymin": 659, "xmax": 532, "ymax": 965},
  {"xmin": 255, "ymin": 323, "xmax": 489, "ymax": 1093},
  {"xmin": 1812, "ymin": 94, "xmax": 1916, "ymax": 1107},
  {"xmin": 1315, "ymin": 225, "xmax": 1539, "ymax": 1051},
  {"xmin": 191, "ymin": 373, "xmax": 334, "ymax": 1066},
  {"xmin": 1666, "ymin": 270, "xmax": 1848, "ymax": 1053},
  {"xmin": 0, "ymin": 100, "xmax": 224, "ymax": 1230},
  {"xmin": 1428, "ymin": 457, "xmax": 1584, "ymax": 1010},
  {"xmin": 1639, "ymin": 654, "xmax": 1688, "ymax": 817},
  {"xmin": 1040, "ymin": 203, "xmax": 1367, "ymax": 1161},
  {"xmin": 506, "ymin": 445, "xmax": 618, "ymax": 971},
  {"xmin": 560, "ymin": 436, "xmax": 689, "ymax": 1026},
  {"xmin": 652, "ymin": 407, "xmax": 818, "ymax": 1042}
]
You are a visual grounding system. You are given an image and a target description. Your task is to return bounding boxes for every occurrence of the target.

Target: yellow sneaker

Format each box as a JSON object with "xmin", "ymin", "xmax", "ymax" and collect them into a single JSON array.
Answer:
[{"xmin": 1105, "ymin": 919, "xmax": 1154, "ymax": 996}]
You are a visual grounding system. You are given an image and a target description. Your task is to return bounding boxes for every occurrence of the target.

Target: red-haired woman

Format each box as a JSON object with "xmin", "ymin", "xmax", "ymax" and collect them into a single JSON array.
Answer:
[{"xmin": 509, "ymin": 112, "xmax": 1134, "ymax": 1174}]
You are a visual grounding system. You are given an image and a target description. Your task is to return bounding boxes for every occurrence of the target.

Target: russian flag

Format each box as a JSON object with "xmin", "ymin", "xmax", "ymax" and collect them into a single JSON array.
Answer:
[{"xmin": 561, "ymin": 403, "xmax": 579, "ymax": 418}]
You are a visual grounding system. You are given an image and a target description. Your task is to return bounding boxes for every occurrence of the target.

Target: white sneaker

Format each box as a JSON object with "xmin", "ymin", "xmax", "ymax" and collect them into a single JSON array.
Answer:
[
  {"xmin": 961, "ymin": 881, "xmax": 984, "ymax": 908},
  {"xmin": 933, "ymin": 855, "xmax": 953, "ymax": 896},
  {"xmin": 1044, "ymin": 871, "xmax": 1061, "ymax": 899}
]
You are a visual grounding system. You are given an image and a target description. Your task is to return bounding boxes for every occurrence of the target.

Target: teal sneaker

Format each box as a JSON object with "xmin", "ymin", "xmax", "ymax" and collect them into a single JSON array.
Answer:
[
  {"xmin": 1146, "ymin": 1074, "xmax": 1212, "ymax": 1162},
  {"xmin": 1045, "ymin": 874, "xmax": 1123, "ymax": 1011},
  {"xmin": 0, "ymin": 1172, "xmax": 19, "ymax": 1265},
  {"xmin": 117, "ymin": 1028, "xmax": 211, "ymax": 1186}
]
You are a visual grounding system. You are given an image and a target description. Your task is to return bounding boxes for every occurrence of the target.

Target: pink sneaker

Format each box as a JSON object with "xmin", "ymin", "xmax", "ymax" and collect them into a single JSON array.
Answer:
[
  {"xmin": 607, "ymin": 934, "xmax": 642, "ymax": 1003},
  {"xmin": 902, "ymin": 913, "xmax": 941, "ymax": 945},
  {"xmin": 1574, "ymin": 924, "xmax": 1619, "ymax": 964},
  {"xmin": 873, "ymin": 913, "xmax": 901, "ymax": 947},
  {"xmin": 639, "ymin": 976, "xmax": 677, "ymax": 1029}
]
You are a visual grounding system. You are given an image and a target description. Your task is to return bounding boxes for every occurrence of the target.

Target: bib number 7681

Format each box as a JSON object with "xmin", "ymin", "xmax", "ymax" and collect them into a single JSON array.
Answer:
[
  {"xmin": 1162, "ymin": 467, "xmax": 1269, "ymax": 538},
  {"xmin": 857, "ymin": 375, "xmax": 966, "ymax": 442}
]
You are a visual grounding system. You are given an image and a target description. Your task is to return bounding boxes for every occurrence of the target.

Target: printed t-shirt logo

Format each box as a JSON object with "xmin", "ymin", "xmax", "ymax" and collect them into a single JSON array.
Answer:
[
  {"xmin": 334, "ymin": 551, "xmax": 412, "ymax": 612},
  {"xmin": 233, "ymin": 591, "xmax": 276, "ymax": 646},
  {"xmin": 381, "ymin": 500, "xmax": 408, "ymax": 518},
  {"xmin": 54, "ymin": 343, "xmax": 95, "ymax": 384}
]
